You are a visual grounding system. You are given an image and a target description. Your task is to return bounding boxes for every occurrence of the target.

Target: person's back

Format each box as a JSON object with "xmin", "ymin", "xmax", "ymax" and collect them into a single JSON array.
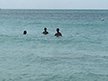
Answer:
[
  {"xmin": 55, "ymin": 28, "xmax": 62, "ymax": 36},
  {"xmin": 43, "ymin": 28, "xmax": 48, "ymax": 34}
]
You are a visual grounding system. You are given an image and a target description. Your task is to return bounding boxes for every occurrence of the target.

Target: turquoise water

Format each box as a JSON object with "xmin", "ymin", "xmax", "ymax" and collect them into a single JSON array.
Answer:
[{"xmin": 0, "ymin": 9, "xmax": 108, "ymax": 81}]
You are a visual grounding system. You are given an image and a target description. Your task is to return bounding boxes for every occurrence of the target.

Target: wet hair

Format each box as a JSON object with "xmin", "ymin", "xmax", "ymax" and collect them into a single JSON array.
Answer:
[
  {"xmin": 44, "ymin": 28, "xmax": 47, "ymax": 31},
  {"xmin": 23, "ymin": 30, "xmax": 27, "ymax": 35},
  {"xmin": 56, "ymin": 28, "xmax": 59, "ymax": 32}
]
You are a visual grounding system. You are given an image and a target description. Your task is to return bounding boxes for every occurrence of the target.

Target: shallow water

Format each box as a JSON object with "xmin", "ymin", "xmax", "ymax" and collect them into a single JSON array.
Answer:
[{"xmin": 0, "ymin": 9, "xmax": 108, "ymax": 81}]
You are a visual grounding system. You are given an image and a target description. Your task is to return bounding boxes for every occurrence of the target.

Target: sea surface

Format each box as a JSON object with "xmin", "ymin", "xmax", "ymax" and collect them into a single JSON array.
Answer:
[{"xmin": 0, "ymin": 9, "xmax": 108, "ymax": 81}]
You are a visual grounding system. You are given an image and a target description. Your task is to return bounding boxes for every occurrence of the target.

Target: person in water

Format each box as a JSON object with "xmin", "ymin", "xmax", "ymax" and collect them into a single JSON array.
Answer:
[
  {"xmin": 43, "ymin": 28, "xmax": 48, "ymax": 34},
  {"xmin": 23, "ymin": 30, "xmax": 27, "ymax": 35},
  {"xmin": 55, "ymin": 28, "xmax": 62, "ymax": 36}
]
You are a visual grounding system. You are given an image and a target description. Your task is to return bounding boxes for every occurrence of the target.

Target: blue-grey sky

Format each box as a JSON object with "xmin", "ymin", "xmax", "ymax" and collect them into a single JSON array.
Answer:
[{"xmin": 0, "ymin": 0, "xmax": 108, "ymax": 9}]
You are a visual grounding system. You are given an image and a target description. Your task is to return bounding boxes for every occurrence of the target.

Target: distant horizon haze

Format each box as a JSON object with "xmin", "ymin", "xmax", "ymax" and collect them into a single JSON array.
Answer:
[{"xmin": 0, "ymin": 0, "xmax": 108, "ymax": 9}]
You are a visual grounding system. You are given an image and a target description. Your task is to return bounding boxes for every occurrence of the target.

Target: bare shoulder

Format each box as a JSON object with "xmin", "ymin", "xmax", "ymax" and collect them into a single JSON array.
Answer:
[
  {"xmin": 55, "ymin": 32, "xmax": 62, "ymax": 36},
  {"xmin": 43, "ymin": 31, "xmax": 48, "ymax": 34}
]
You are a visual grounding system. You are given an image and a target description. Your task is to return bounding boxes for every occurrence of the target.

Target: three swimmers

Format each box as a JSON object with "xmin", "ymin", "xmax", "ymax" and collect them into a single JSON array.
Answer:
[{"xmin": 23, "ymin": 28, "xmax": 62, "ymax": 36}]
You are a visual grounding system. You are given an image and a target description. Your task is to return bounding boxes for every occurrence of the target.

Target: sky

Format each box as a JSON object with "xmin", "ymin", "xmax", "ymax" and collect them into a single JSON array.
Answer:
[{"xmin": 0, "ymin": 0, "xmax": 108, "ymax": 9}]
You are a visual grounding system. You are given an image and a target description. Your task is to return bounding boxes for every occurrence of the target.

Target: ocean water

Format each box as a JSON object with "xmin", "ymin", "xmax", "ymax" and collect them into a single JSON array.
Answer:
[{"xmin": 0, "ymin": 9, "xmax": 108, "ymax": 81}]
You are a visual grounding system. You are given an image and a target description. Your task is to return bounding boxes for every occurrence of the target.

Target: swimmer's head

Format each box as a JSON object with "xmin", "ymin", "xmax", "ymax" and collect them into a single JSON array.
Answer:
[
  {"xmin": 23, "ymin": 30, "xmax": 27, "ymax": 35},
  {"xmin": 44, "ymin": 28, "xmax": 47, "ymax": 31},
  {"xmin": 56, "ymin": 28, "xmax": 59, "ymax": 32}
]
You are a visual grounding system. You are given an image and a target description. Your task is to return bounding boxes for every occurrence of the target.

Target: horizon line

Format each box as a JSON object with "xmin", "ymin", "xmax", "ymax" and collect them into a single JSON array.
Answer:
[{"xmin": 1, "ymin": 8, "xmax": 108, "ymax": 10}]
